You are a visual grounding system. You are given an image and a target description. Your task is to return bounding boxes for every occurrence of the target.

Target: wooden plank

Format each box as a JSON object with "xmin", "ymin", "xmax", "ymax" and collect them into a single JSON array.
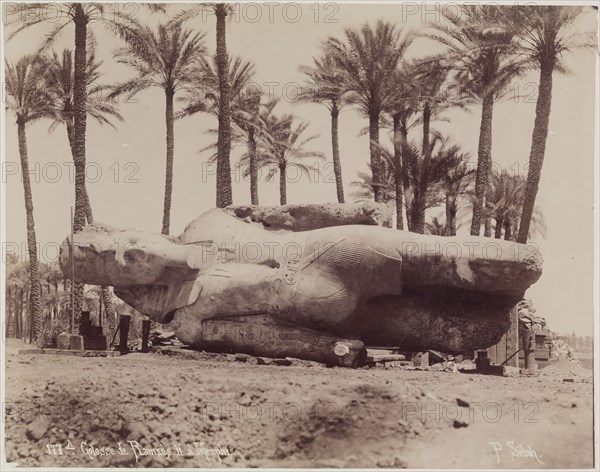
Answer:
[
  {"xmin": 366, "ymin": 354, "xmax": 406, "ymax": 363},
  {"xmin": 497, "ymin": 332, "xmax": 507, "ymax": 365},
  {"xmin": 119, "ymin": 315, "xmax": 131, "ymax": 354},
  {"xmin": 506, "ymin": 306, "xmax": 519, "ymax": 367},
  {"xmin": 491, "ymin": 306, "xmax": 519, "ymax": 367},
  {"xmin": 488, "ymin": 343, "xmax": 497, "ymax": 364}
]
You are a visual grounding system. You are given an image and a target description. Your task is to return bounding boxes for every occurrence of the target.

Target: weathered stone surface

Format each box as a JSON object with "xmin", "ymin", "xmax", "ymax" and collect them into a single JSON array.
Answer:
[
  {"xmin": 224, "ymin": 202, "xmax": 392, "ymax": 230},
  {"xmin": 61, "ymin": 205, "xmax": 543, "ymax": 363},
  {"xmin": 69, "ymin": 335, "xmax": 84, "ymax": 351},
  {"xmin": 56, "ymin": 333, "xmax": 70, "ymax": 350},
  {"xmin": 26, "ymin": 418, "xmax": 51, "ymax": 440}
]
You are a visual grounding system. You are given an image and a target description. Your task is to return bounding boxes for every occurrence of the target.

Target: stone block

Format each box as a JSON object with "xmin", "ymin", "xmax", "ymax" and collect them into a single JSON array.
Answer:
[
  {"xmin": 84, "ymin": 335, "xmax": 107, "ymax": 351},
  {"xmin": 69, "ymin": 335, "xmax": 84, "ymax": 351},
  {"xmin": 56, "ymin": 333, "xmax": 70, "ymax": 350}
]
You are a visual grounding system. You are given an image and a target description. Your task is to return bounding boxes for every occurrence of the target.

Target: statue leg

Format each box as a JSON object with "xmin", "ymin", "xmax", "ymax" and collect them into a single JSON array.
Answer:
[
  {"xmin": 352, "ymin": 288, "xmax": 520, "ymax": 353},
  {"xmin": 171, "ymin": 313, "xmax": 367, "ymax": 368}
]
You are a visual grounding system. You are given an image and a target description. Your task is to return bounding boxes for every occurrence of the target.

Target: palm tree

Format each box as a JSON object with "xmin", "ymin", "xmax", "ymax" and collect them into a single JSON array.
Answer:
[
  {"xmin": 180, "ymin": 55, "xmax": 256, "ymax": 203},
  {"xmin": 215, "ymin": 4, "xmax": 234, "ymax": 208},
  {"xmin": 5, "ymin": 55, "xmax": 54, "ymax": 341},
  {"xmin": 429, "ymin": 144, "xmax": 474, "ymax": 236},
  {"xmin": 6, "ymin": 255, "xmax": 36, "ymax": 341},
  {"xmin": 231, "ymin": 88, "xmax": 262, "ymax": 204},
  {"xmin": 384, "ymin": 70, "xmax": 421, "ymax": 230},
  {"xmin": 402, "ymin": 134, "xmax": 446, "ymax": 233},
  {"xmin": 109, "ymin": 21, "xmax": 206, "ymax": 235},
  {"xmin": 259, "ymin": 116, "xmax": 325, "ymax": 205},
  {"xmin": 181, "ymin": 55, "xmax": 256, "ymax": 121},
  {"xmin": 326, "ymin": 21, "xmax": 414, "ymax": 203},
  {"xmin": 7, "ymin": 2, "xmax": 163, "ymax": 323},
  {"xmin": 425, "ymin": 216, "xmax": 453, "ymax": 236},
  {"xmin": 429, "ymin": 6, "xmax": 526, "ymax": 236},
  {"xmin": 45, "ymin": 47, "xmax": 122, "ymax": 336},
  {"xmin": 170, "ymin": 3, "xmax": 236, "ymax": 207},
  {"xmin": 232, "ymin": 92, "xmax": 275, "ymax": 205},
  {"xmin": 350, "ymin": 163, "xmax": 396, "ymax": 206},
  {"xmin": 46, "ymin": 48, "xmax": 123, "ymax": 219},
  {"xmin": 515, "ymin": 6, "xmax": 594, "ymax": 243},
  {"xmin": 43, "ymin": 263, "xmax": 65, "ymax": 323},
  {"xmin": 487, "ymin": 170, "xmax": 524, "ymax": 240},
  {"xmin": 486, "ymin": 170, "xmax": 546, "ymax": 241},
  {"xmin": 300, "ymin": 54, "xmax": 349, "ymax": 203},
  {"xmin": 411, "ymin": 59, "xmax": 453, "ymax": 233},
  {"xmin": 8, "ymin": 3, "xmax": 161, "ymax": 230}
]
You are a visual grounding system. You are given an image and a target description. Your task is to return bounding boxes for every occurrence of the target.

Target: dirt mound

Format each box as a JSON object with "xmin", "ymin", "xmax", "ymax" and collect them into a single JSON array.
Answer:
[
  {"xmin": 539, "ymin": 358, "xmax": 591, "ymax": 378},
  {"xmin": 271, "ymin": 383, "xmax": 444, "ymax": 468}
]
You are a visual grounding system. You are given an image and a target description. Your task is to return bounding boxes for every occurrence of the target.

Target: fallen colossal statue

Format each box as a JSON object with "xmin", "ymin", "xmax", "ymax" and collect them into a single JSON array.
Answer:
[{"xmin": 60, "ymin": 203, "xmax": 542, "ymax": 367}]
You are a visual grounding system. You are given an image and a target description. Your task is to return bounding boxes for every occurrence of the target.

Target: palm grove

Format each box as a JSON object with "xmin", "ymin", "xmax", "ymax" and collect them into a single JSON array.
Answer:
[{"xmin": 5, "ymin": 4, "xmax": 593, "ymax": 344}]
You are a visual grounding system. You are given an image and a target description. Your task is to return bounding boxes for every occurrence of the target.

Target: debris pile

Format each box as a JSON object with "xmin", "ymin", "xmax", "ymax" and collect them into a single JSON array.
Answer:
[
  {"xmin": 517, "ymin": 299, "xmax": 584, "ymax": 367},
  {"xmin": 149, "ymin": 330, "xmax": 183, "ymax": 347},
  {"xmin": 517, "ymin": 299, "xmax": 546, "ymax": 331},
  {"xmin": 549, "ymin": 338, "xmax": 582, "ymax": 365}
]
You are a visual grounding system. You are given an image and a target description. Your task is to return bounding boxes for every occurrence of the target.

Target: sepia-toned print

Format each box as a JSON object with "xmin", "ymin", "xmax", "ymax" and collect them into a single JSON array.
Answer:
[{"xmin": 1, "ymin": 2, "xmax": 598, "ymax": 469}]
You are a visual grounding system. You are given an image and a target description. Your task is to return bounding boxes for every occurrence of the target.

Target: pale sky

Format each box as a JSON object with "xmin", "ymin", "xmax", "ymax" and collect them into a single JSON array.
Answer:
[{"xmin": 2, "ymin": 3, "xmax": 598, "ymax": 336}]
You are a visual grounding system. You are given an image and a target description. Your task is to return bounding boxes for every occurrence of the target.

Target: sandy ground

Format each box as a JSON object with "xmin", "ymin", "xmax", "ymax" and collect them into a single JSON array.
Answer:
[{"xmin": 2, "ymin": 339, "xmax": 595, "ymax": 469}]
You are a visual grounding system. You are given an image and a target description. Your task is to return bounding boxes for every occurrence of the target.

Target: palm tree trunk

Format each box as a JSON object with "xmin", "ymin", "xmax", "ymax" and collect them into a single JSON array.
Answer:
[
  {"xmin": 494, "ymin": 216, "xmax": 504, "ymax": 239},
  {"xmin": 445, "ymin": 194, "xmax": 457, "ymax": 236},
  {"xmin": 72, "ymin": 5, "xmax": 89, "ymax": 324},
  {"xmin": 368, "ymin": 109, "xmax": 382, "ymax": 203},
  {"xmin": 79, "ymin": 186, "xmax": 116, "ymax": 340},
  {"xmin": 54, "ymin": 282, "xmax": 59, "ymax": 324},
  {"xmin": 399, "ymin": 120, "xmax": 414, "ymax": 231},
  {"xmin": 470, "ymin": 94, "xmax": 494, "ymax": 236},
  {"xmin": 9, "ymin": 286, "xmax": 15, "ymax": 338},
  {"xmin": 17, "ymin": 119, "xmax": 43, "ymax": 342},
  {"xmin": 22, "ymin": 289, "xmax": 26, "ymax": 342},
  {"xmin": 248, "ymin": 132, "xmax": 259, "ymax": 205},
  {"xmin": 504, "ymin": 218, "xmax": 513, "ymax": 241},
  {"xmin": 68, "ymin": 121, "xmax": 114, "ymax": 333},
  {"xmin": 331, "ymin": 102, "xmax": 345, "ymax": 203},
  {"xmin": 67, "ymin": 123, "xmax": 94, "ymax": 224},
  {"xmin": 484, "ymin": 153, "xmax": 493, "ymax": 237},
  {"xmin": 279, "ymin": 164, "xmax": 287, "ymax": 205},
  {"xmin": 10, "ymin": 287, "xmax": 16, "ymax": 337},
  {"xmin": 517, "ymin": 62, "xmax": 553, "ymax": 244},
  {"xmin": 162, "ymin": 88, "xmax": 175, "ymax": 235},
  {"xmin": 28, "ymin": 289, "xmax": 33, "ymax": 343},
  {"xmin": 484, "ymin": 208, "xmax": 493, "ymax": 237},
  {"xmin": 215, "ymin": 4, "xmax": 233, "ymax": 208},
  {"xmin": 101, "ymin": 288, "xmax": 116, "ymax": 339},
  {"xmin": 392, "ymin": 115, "xmax": 404, "ymax": 230},
  {"xmin": 20, "ymin": 288, "xmax": 25, "ymax": 342},
  {"xmin": 16, "ymin": 287, "xmax": 22, "ymax": 339},
  {"xmin": 7, "ymin": 285, "xmax": 12, "ymax": 336},
  {"xmin": 66, "ymin": 121, "xmax": 75, "ymax": 150},
  {"xmin": 414, "ymin": 102, "xmax": 432, "ymax": 234},
  {"xmin": 72, "ymin": 6, "xmax": 88, "ymax": 232}
]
